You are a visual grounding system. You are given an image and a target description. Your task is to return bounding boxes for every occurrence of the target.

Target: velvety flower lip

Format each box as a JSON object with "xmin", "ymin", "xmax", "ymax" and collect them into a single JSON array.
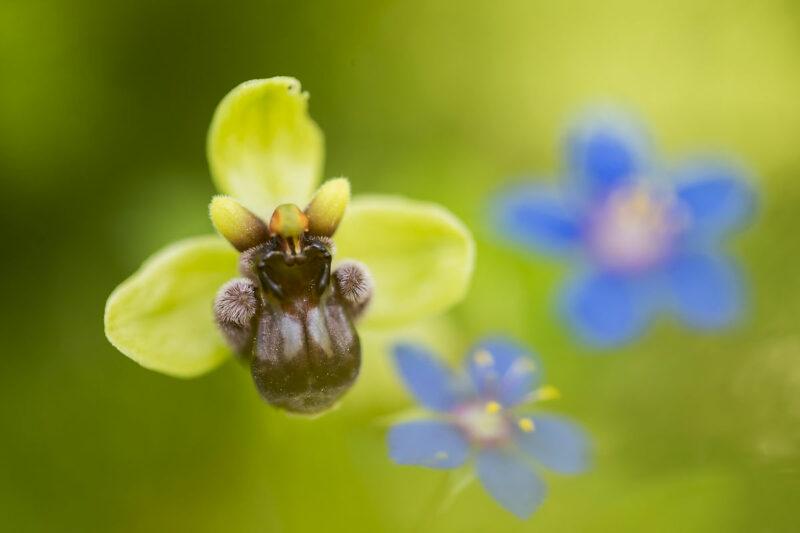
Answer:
[
  {"xmin": 492, "ymin": 109, "xmax": 756, "ymax": 348},
  {"xmin": 104, "ymin": 77, "xmax": 475, "ymax": 379},
  {"xmin": 388, "ymin": 338, "xmax": 590, "ymax": 519}
]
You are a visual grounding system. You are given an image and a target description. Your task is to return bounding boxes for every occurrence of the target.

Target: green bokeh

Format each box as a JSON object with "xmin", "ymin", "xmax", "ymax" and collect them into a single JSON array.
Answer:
[{"xmin": 2, "ymin": 0, "xmax": 799, "ymax": 531}]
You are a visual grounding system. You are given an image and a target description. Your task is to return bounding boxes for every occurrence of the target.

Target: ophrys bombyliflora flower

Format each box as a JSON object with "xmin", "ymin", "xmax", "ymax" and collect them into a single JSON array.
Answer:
[{"xmin": 104, "ymin": 78, "xmax": 475, "ymax": 414}]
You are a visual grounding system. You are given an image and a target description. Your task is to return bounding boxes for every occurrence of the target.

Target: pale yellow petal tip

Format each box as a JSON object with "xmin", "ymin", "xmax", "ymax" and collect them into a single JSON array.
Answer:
[
  {"xmin": 222, "ymin": 77, "xmax": 307, "ymax": 105},
  {"xmin": 305, "ymin": 178, "xmax": 350, "ymax": 236},
  {"xmin": 518, "ymin": 417, "xmax": 535, "ymax": 433},
  {"xmin": 473, "ymin": 349, "xmax": 494, "ymax": 367},
  {"xmin": 209, "ymin": 196, "xmax": 270, "ymax": 251},
  {"xmin": 535, "ymin": 385, "xmax": 561, "ymax": 402},
  {"xmin": 485, "ymin": 401, "xmax": 501, "ymax": 414}
]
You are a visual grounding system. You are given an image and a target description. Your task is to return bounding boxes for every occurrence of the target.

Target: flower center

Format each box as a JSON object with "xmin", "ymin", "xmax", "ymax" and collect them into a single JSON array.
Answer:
[
  {"xmin": 269, "ymin": 203, "xmax": 309, "ymax": 255},
  {"xmin": 587, "ymin": 184, "xmax": 683, "ymax": 272},
  {"xmin": 453, "ymin": 401, "xmax": 512, "ymax": 446}
]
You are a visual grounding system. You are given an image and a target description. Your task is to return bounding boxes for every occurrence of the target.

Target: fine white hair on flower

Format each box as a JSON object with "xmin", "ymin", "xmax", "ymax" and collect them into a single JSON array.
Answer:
[
  {"xmin": 214, "ymin": 278, "xmax": 258, "ymax": 326},
  {"xmin": 334, "ymin": 260, "xmax": 374, "ymax": 304}
]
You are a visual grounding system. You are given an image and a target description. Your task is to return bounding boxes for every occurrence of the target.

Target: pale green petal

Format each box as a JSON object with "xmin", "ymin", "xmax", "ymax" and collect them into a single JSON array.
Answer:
[
  {"xmin": 104, "ymin": 236, "xmax": 239, "ymax": 378},
  {"xmin": 207, "ymin": 77, "xmax": 324, "ymax": 216},
  {"xmin": 335, "ymin": 195, "xmax": 475, "ymax": 328}
]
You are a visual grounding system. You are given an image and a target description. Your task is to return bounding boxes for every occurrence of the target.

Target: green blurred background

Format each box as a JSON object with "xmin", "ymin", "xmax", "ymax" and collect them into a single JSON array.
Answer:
[{"xmin": 2, "ymin": 0, "xmax": 799, "ymax": 531}]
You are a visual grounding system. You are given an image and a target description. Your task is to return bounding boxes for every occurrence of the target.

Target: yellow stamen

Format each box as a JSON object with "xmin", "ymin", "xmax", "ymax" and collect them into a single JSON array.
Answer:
[
  {"xmin": 485, "ymin": 401, "xmax": 501, "ymax": 414},
  {"xmin": 434, "ymin": 451, "xmax": 449, "ymax": 461},
  {"xmin": 473, "ymin": 349, "xmax": 494, "ymax": 367},
  {"xmin": 534, "ymin": 385, "xmax": 561, "ymax": 402},
  {"xmin": 518, "ymin": 418, "xmax": 535, "ymax": 433}
]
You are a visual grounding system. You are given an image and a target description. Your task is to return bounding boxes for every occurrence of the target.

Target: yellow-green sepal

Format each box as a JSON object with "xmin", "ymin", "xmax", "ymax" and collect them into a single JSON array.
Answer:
[
  {"xmin": 207, "ymin": 77, "xmax": 324, "ymax": 216},
  {"xmin": 104, "ymin": 235, "xmax": 238, "ymax": 377},
  {"xmin": 335, "ymin": 195, "xmax": 475, "ymax": 328}
]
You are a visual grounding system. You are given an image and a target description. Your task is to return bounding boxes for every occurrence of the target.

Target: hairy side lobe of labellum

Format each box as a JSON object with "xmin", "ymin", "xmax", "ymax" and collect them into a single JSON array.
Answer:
[{"xmin": 211, "ymin": 188, "xmax": 372, "ymax": 414}]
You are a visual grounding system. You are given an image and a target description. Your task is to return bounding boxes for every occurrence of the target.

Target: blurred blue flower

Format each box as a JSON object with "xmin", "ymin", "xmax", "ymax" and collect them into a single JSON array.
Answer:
[
  {"xmin": 388, "ymin": 338, "xmax": 590, "ymax": 519},
  {"xmin": 493, "ymin": 110, "xmax": 756, "ymax": 347}
]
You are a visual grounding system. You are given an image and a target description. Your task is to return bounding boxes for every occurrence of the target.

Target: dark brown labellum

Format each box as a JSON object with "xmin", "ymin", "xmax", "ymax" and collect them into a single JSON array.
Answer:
[{"xmin": 215, "ymin": 239, "xmax": 371, "ymax": 414}]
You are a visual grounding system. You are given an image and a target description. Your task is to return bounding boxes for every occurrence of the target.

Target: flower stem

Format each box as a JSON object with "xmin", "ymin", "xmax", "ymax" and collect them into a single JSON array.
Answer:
[{"xmin": 413, "ymin": 469, "xmax": 474, "ymax": 532}]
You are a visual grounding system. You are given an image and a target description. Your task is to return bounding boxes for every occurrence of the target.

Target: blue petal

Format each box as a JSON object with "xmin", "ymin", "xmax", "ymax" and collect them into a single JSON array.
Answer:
[
  {"xmin": 515, "ymin": 414, "xmax": 590, "ymax": 474},
  {"xmin": 393, "ymin": 344, "xmax": 459, "ymax": 412},
  {"xmin": 665, "ymin": 252, "xmax": 743, "ymax": 329},
  {"xmin": 388, "ymin": 420, "xmax": 469, "ymax": 470},
  {"xmin": 492, "ymin": 185, "xmax": 582, "ymax": 255},
  {"xmin": 565, "ymin": 110, "xmax": 652, "ymax": 198},
  {"xmin": 674, "ymin": 159, "xmax": 756, "ymax": 240},
  {"xmin": 476, "ymin": 448, "xmax": 547, "ymax": 519},
  {"xmin": 561, "ymin": 271, "xmax": 653, "ymax": 348},
  {"xmin": 466, "ymin": 338, "xmax": 541, "ymax": 407}
]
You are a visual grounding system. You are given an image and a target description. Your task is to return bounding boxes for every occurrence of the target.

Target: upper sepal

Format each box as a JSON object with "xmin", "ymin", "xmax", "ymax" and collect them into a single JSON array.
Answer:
[{"xmin": 207, "ymin": 77, "xmax": 324, "ymax": 216}]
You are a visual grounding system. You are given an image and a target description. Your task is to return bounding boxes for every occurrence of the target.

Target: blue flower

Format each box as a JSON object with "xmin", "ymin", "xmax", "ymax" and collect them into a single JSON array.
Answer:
[
  {"xmin": 492, "ymin": 110, "xmax": 756, "ymax": 347},
  {"xmin": 388, "ymin": 339, "xmax": 590, "ymax": 519}
]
